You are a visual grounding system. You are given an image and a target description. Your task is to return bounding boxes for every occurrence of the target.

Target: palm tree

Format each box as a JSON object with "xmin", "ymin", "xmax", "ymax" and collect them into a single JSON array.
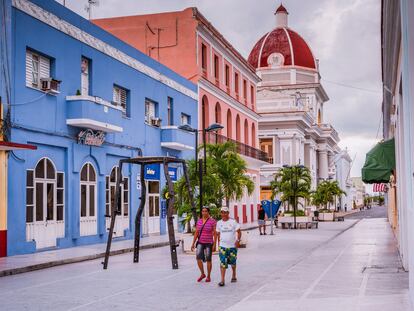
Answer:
[
  {"xmin": 270, "ymin": 165, "xmax": 312, "ymax": 213},
  {"xmin": 207, "ymin": 141, "xmax": 254, "ymax": 208},
  {"xmin": 312, "ymin": 180, "xmax": 346, "ymax": 210}
]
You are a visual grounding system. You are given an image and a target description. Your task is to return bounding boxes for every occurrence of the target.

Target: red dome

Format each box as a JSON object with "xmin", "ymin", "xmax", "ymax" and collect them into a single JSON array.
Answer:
[{"xmin": 248, "ymin": 27, "xmax": 316, "ymax": 70}]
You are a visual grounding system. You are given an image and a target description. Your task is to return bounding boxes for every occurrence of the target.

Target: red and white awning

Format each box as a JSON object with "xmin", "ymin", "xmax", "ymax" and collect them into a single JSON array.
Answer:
[{"xmin": 373, "ymin": 183, "xmax": 387, "ymax": 192}]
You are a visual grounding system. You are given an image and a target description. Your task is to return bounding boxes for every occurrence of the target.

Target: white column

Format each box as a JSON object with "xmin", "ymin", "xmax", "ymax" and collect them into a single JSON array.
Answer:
[{"xmin": 318, "ymin": 150, "xmax": 329, "ymax": 180}]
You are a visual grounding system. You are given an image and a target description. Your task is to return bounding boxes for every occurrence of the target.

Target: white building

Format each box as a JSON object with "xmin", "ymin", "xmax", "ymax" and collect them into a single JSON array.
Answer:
[
  {"xmin": 334, "ymin": 149, "xmax": 353, "ymax": 211},
  {"xmin": 248, "ymin": 4, "xmax": 342, "ymax": 200}
]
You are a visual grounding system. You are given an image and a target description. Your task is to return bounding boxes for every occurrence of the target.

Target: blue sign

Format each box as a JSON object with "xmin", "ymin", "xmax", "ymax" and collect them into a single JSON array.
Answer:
[
  {"xmin": 144, "ymin": 164, "xmax": 160, "ymax": 180},
  {"xmin": 261, "ymin": 200, "xmax": 281, "ymax": 218},
  {"xmin": 161, "ymin": 201, "xmax": 167, "ymax": 218},
  {"xmin": 168, "ymin": 167, "xmax": 178, "ymax": 182}
]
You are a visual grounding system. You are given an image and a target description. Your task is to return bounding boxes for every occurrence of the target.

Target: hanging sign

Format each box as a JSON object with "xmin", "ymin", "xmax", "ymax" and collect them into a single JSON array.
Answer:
[
  {"xmin": 168, "ymin": 167, "xmax": 178, "ymax": 182},
  {"xmin": 78, "ymin": 129, "xmax": 105, "ymax": 146},
  {"xmin": 144, "ymin": 164, "xmax": 160, "ymax": 180}
]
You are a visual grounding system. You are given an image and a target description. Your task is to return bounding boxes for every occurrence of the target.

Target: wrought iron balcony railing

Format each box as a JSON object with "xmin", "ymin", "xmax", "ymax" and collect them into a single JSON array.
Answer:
[{"xmin": 202, "ymin": 131, "xmax": 271, "ymax": 163}]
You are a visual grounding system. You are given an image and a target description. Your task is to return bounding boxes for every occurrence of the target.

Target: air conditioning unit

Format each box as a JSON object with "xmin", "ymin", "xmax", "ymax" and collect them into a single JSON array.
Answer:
[
  {"xmin": 150, "ymin": 117, "xmax": 162, "ymax": 127},
  {"xmin": 41, "ymin": 78, "xmax": 61, "ymax": 94}
]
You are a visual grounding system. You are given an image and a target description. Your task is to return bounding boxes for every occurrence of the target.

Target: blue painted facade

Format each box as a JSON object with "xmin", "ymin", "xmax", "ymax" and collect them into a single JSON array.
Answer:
[{"xmin": 1, "ymin": 0, "xmax": 197, "ymax": 255}]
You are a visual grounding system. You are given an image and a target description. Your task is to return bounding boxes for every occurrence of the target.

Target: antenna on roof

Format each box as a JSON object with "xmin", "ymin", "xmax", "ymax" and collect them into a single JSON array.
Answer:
[{"xmin": 85, "ymin": 0, "xmax": 99, "ymax": 20}]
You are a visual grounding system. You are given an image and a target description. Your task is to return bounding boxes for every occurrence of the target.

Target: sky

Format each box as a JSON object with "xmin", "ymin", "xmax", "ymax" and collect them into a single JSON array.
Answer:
[{"xmin": 59, "ymin": 0, "xmax": 383, "ymax": 180}]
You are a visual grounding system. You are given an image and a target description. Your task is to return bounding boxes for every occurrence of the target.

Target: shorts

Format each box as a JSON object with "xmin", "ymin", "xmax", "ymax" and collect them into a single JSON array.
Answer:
[
  {"xmin": 258, "ymin": 219, "xmax": 265, "ymax": 225},
  {"xmin": 196, "ymin": 243, "xmax": 213, "ymax": 262},
  {"xmin": 219, "ymin": 247, "xmax": 238, "ymax": 269}
]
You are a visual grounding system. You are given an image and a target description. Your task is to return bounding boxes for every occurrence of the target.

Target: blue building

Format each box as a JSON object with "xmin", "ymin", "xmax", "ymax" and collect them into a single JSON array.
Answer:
[{"xmin": 0, "ymin": 0, "xmax": 198, "ymax": 255}]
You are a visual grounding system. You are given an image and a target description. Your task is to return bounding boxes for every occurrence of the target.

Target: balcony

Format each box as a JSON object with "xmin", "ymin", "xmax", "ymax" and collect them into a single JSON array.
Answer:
[
  {"xmin": 161, "ymin": 126, "xmax": 195, "ymax": 151},
  {"xmin": 204, "ymin": 132, "xmax": 271, "ymax": 163},
  {"xmin": 66, "ymin": 96, "xmax": 123, "ymax": 133}
]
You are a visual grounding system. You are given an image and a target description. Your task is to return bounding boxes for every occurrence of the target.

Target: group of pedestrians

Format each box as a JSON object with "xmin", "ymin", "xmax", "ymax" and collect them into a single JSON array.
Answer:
[{"xmin": 190, "ymin": 206, "xmax": 241, "ymax": 287}]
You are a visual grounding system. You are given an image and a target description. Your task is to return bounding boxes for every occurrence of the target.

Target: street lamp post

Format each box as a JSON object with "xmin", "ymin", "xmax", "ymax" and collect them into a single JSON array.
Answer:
[{"xmin": 179, "ymin": 123, "xmax": 223, "ymax": 216}]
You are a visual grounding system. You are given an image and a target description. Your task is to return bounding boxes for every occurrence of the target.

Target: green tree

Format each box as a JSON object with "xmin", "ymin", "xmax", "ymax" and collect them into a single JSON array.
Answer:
[
  {"xmin": 206, "ymin": 141, "xmax": 254, "ymax": 208},
  {"xmin": 270, "ymin": 165, "xmax": 312, "ymax": 212},
  {"xmin": 312, "ymin": 180, "xmax": 346, "ymax": 210}
]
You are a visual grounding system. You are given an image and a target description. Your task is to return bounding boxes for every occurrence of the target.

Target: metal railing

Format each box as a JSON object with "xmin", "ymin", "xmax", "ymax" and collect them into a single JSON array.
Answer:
[{"xmin": 201, "ymin": 131, "xmax": 271, "ymax": 163}]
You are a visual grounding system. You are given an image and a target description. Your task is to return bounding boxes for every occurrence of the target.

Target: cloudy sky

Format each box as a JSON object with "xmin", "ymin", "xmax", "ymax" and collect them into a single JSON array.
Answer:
[{"xmin": 60, "ymin": 0, "xmax": 382, "ymax": 180}]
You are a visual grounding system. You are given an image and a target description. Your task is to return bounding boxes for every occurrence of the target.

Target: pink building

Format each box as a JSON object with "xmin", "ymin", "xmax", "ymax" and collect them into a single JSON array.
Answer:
[{"xmin": 94, "ymin": 8, "xmax": 270, "ymax": 225}]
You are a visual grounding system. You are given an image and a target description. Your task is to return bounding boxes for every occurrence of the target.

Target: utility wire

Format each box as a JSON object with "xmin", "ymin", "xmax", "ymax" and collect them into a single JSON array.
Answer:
[{"xmin": 323, "ymin": 79, "xmax": 381, "ymax": 94}]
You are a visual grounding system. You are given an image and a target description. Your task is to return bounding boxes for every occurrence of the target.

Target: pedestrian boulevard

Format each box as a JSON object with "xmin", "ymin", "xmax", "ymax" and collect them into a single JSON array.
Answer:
[{"xmin": 0, "ymin": 208, "xmax": 409, "ymax": 310}]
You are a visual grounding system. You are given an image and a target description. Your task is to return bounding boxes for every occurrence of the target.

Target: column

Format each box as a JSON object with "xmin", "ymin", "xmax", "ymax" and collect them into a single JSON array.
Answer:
[{"xmin": 318, "ymin": 150, "xmax": 329, "ymax": 180}]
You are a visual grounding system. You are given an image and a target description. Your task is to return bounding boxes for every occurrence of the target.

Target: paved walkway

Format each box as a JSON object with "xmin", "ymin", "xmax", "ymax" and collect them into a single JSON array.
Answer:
[
  {"xmin": 0, "ymin": 234, "xmax": 171, "ymax": 276},
  {"xmin": 0, "ymin": 210, "xmax": 410, "ymax": 310}
]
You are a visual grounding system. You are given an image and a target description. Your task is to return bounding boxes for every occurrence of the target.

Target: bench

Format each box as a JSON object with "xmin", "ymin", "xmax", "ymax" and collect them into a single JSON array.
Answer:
[
  {"xmin": 280, "ymin": 221, "xmax": 318, "ymax": 229},
  {"xmin": 334, "ymin": 216, "xmax": 345, "ymax": 221}
]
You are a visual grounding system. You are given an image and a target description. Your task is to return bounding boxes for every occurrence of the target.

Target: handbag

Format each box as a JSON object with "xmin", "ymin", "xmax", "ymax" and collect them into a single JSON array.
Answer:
[{"xmin": 196, "ymin": 217, "xmax": 210, "ymax": 247}]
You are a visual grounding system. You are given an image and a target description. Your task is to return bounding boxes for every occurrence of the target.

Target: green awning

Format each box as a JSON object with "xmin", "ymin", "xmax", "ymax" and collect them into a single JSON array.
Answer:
[{"xmin": 361, "ymin": 138, "xmax": 395, "ymax": 184}]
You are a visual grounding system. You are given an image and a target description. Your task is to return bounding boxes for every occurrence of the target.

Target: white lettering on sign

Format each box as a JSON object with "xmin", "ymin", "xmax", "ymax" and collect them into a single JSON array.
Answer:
[
  {"xmin": 146, "ymin": 168, "xmax": 155, "ymax": 175},
  {"xmin": 78, "ymin": 129, "xmax": 106, "ymax": 146}
]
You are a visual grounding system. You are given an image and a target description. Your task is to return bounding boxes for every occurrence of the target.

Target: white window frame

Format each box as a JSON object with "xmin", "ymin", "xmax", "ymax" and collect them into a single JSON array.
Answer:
[
  {"xmin": 181, "ymin": 113, "xmax": 190, "ymax": 125},
  {"xmin": 112, "ymin": 85, "xmax": 127, "ymax": 113},
  {"xmin": 105, "ymin": 167, "xmax": 129, "ymax": 218},
  {"xmin": 26, "ymin": 49, "xmax": 51, "ymax": 89},
  {"xmin": 145, "ymin": 99, "xmax": 157, "ymax": 124}
]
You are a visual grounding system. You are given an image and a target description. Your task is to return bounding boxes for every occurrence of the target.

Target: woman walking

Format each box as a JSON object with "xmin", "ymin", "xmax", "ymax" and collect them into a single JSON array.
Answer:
[{"xmin": 191, "ymin": 206, "xmax": 217, "ymax": 282}]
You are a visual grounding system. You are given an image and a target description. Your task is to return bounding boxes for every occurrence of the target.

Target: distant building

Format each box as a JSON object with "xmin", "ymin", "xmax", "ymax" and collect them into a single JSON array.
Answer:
[
  {"xmin": 350, "ymin": 177, "xmax": 366, "ymax": 208},
  {"xmin": 0, "ymin": 0, "xmax": 197, "ymax": 256},
  {"xmin": 94, "ymin": 8, "xmax": 270, "ymax": 225},
  {"xmin": 334, "ymin": 150, "xmax": 353, "ymax": 211},
  {"xmin": 246, "ymin": 4, "xmax": 342, "ymax": 200}
]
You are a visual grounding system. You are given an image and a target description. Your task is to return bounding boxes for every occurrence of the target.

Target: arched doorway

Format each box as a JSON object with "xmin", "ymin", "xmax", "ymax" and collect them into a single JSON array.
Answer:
[
  {"xmin": 80, "ymin": 163, "xmax": 97, "ymax": 236},
  {"xmin": 25, "ymin": 158, "xmax": 65, "ymax": 249},
  {"xmin": 227, "ymin": 109, "xmax": 232, "ymax": 138},
  {"xmin": 244, "ymin": 119, "xmax": 249, "ymax": 145},
  {"xmin": 106, "ymin": 166, "xmax": 129, "ymax": 237},
  {"xmin": 202, "ymin": 95, "xmax": 209, "ymax": 130},
  {"xmin": 236, "ymin": 114, "xmax": 241, "ymax": 142},
  {"xmin": 252, "ymin": 123, "xmax": 256, "ymax": 147}
]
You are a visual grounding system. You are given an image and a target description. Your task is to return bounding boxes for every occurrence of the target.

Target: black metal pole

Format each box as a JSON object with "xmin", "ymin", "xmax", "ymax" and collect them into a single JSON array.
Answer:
[
  {"xmin": 199, "ymin": 158, "xmax": 203, "ymax": 218},
  {"xmin": 293, "ymin": 166, "xmax": 297, "ymax": 229},
  {"xmin": 103, "ymin": 161, "xmax": 123, "ymax": 269},
  {"xmin": 203, "ymin": 129, "xmax": 207, "ymax": 174},
  {"xmin": 163, "ymin": 161, "xmax": 179, "ymax": 269},
  {"xmin": 133, "ymin": 164, "xmax": 146, "ymax": 263},
  {"xmin": 195, "ymin": 130, "xmax": 198, "ymax": 173},
  {"xmin": 183, "ymin": 161, "xmax": 198, "ymax": 224}
]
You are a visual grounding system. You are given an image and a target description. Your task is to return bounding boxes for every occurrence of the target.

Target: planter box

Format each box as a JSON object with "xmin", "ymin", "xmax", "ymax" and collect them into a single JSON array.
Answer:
[
  {"xmin": 279, "ymin": 216, "xmax": 312, "ymax": 223},
  {"xmin": 319, "ymin": 212, "xmax": 334, "ymax": 221}
]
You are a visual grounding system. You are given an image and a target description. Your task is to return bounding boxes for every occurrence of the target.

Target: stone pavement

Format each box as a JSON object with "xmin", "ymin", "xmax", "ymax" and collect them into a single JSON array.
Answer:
[
  {"xmin": 0, "ymin": 234, "xmax": 171, "ymax": 277},
  {"xmin": 0, "ymin": 210, "xmax": 410, "ymax": 311}
]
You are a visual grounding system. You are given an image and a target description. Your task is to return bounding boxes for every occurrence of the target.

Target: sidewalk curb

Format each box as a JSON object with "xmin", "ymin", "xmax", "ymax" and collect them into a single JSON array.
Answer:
[{"xmin": 0, "ymin": 241, "xmax": 171, "ymax": 278}]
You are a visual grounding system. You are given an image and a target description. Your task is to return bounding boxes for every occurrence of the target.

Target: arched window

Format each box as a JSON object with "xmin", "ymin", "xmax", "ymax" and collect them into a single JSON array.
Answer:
[
  {"xmin": 80, "ymin": 163, "xmax": 97, "ymax": 236},
  {"xmin": 215, "ymin": 102, "xmax": 221, "ymax": 124},
  {"xmin": 244, "ymin": 119, "xmax": 249, "ymax": 145},
  {"xmin": 226, "ymin": 109, "xmax": 232, "ymax": 138},
  {"xmin": 251, "ymin": 123, "xmax": 256, "ymax": 147},
  {"xmin": 202, "ymin": 95, "xmax": 209, "ymax": 130},
  {"xmin": 236, "ymin": 114, "xmax": 241, "ymax": 142}
]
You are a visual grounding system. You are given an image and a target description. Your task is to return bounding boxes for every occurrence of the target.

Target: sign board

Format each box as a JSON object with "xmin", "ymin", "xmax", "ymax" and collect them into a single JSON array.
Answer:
[
  {"xmin": 161, "ymin": 201, "xmax": 167, "ymax": 218},
  {"xmin": 261, "ymin": 199, "xmax": 282, "ymax": 218},
  {"xmin": 168, "ymin": 167, "xmax": 178, "ymax": 182},
  {"xmin": 144, "ymin": 164, "xmax": 160, "ymax": 180},
  {"xmin": 78, "ymin": 129, "xmax": 105, "ymax": 146}
]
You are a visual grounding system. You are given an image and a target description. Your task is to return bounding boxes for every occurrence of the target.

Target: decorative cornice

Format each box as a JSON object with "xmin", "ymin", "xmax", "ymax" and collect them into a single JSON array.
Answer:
[{"xmin": 13, "ymin": 0, "xmax": 197, "ymax": 100}]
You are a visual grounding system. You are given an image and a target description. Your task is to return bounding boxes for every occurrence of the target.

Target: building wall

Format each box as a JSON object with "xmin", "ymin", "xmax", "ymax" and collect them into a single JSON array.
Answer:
[{"xmin": 6, "ymin": 0, "xmax": 198, "ymax": 255}]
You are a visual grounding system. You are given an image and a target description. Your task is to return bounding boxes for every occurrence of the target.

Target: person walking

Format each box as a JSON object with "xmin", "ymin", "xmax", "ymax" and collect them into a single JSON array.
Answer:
[
  {"xmin": 258, "ymin": 205, "xmax": 266, "ymax": 235},
  {"xmin": 191, "ymin": 206, "xmax": 217, "ymax": 283},
  {"xmin": 216, "ymin": 206, "xmax": 241, "ymax": 287}
]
